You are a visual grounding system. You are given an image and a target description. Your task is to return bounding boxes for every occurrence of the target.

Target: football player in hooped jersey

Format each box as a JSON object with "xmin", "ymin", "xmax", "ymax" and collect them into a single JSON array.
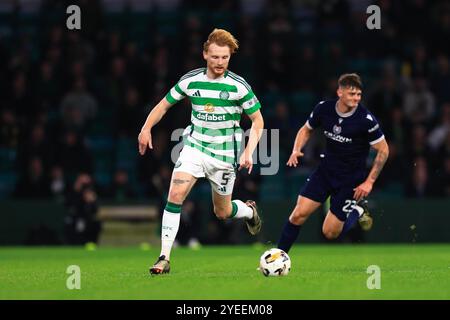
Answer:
[
  {"xmin": 138, "ymin": 29, "xmax": 264, "ymax": 274},
  {"xmin": 278, "ymin": 73, "xmax": 389, "ymax": 252}
]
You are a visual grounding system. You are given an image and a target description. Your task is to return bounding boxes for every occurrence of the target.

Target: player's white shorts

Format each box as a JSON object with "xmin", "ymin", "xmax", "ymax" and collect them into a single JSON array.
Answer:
[{"xmin": 173, "ymin": 145, "xmax": 236, "ymax": 195}]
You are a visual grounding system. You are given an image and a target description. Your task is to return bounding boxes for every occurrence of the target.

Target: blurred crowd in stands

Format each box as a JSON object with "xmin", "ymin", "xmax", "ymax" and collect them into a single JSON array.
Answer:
[{"xmin": 0, "ymin": 0, "xmax": 449, "ymax": 243}]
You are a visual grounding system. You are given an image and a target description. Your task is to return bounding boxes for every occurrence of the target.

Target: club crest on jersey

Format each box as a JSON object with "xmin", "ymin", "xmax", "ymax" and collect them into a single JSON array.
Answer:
[
  {"xmin": 248, "ymin": 96, "xmax": 258, "ymax": 106},
  {"xmin": 219, "ymin": 90, "xmax": 229, "ymax": 100},
  {"xmin": 333, "ymin": 125, "xmax": 342, "ymax": 134},
  {"xmin": 204, "ymin": 103, "xmax": 214, "ymax": 113}
]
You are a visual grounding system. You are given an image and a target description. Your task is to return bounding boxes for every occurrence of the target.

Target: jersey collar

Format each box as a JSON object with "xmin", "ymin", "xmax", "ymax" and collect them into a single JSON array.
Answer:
[
  {"xmin": 335, "ymin": 101, "xmax": 359, "ymax": 118},
  {"xmin": 204, "ymin": 69, "xmax": 228, "ymax": 81}
]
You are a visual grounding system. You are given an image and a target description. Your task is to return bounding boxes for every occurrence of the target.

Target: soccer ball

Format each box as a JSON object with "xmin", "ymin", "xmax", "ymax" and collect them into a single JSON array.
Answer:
[{"xmin": 259, "ymin": 248, "xmax": 291, "ymax": 277}]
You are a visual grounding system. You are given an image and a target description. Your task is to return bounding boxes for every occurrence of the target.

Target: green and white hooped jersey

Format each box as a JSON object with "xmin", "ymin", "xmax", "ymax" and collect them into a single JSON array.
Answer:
[{"xmin": 165, "ymin": 68, "xmax": 261, "ymax": 165}]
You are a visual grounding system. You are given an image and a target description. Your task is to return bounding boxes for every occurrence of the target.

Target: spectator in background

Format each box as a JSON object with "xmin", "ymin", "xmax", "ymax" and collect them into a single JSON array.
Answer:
[
  {"xmin": 409, "ymin": 44, "xmax": 430, "ymax": 78},
  {"xmin": 56, "ymin": 130, "xmax": 93, "ymax": 179},
  {"xmin": 123, "ymin": 41, "xmax": 146, "ymax": 92},
  {"xmin": 181, "ymin": 13, "xmax": 204, "ymax": 51},
  {"xmin": 292, "ymin": 45, "xmax": 318, "ymax": 91},
  {"xmin": 8, "ymin": 44, "xmax": 33, "ymax": 79},
  {"xmin": 16, "ymin": 123, "xmax": 53, "ymax": 173},
  {"xmin": 106, "ymin": 56, "xmax": 128, "ymax": 107},
  {"xmin": 0, "ymin": 109, "xmax": 20, "ymax": 148},
  {"xmin": 266, "ymin": 2, "xmax": 293, "ymax": 36},
  {"xmin": 322, "ymin": 76, "xmax": 340, "ymax": 100},
  {"xmin": 0, "ymin": 36, "xmax": 8, "ymax": 91},
  {"xmin": 318, "ymin": 0, "xmax": 350, "ymax": 29},
  {"xmin": 44, "ymin": 45, "xmax": 63, "ymax": 81},
  {"xmin": 382, "ymin": 108, "xmax": 408, "ymax": 185},
  {"xmin": 14, "ymin": 157, "xmax": 50, "ymax": 198},
  {"xmin": 100, "ymin": 32, "xmax": 122, "ymax": 74},
  {"xmin": 441, "ymin": 157, "xmax": 450, "ymax": 197},
  {"xmin": 403, "ymin": 77, "xmax": 436, "ymax": 125},
  {"xmin": 405, "ymin": 156, "xmax": 432, "ymax": 198},
  {"xmin": 428, "ymin": 104, "xmax": 450, "ymax": 181},
  {"xmin": 138, "ymin": 130, "xmax": 171, "ymax": 198},
  {"xmin": 265, "ymin": 40, "xmax": 289, "ymax": 92},
  {"xmin": 433, "ymin": 132, "xmax": 450, "ymax": 197},
  {"xmin": 65, "ymin": 28, "xmax": 95, "ymax": 67},
  {"xmin": 400, "ymin": 0, "xmax": 430, "ymax": 38},
  {"xmin": 385, "ymin": 107, "xmax": 407, "ymax": 155},
  {"xmin": 117, "ymin": 86, "xmax": 144, "ymax": 137},
  {"xmin": 66, "ymin": 60, "xmax": 88, "ymax": 93},
  {"xmin": 152, "ymin": 45, "xmax": 171, "ymax": 87},
  {"xmin": 35, "ymin": 60, "xmax": 60, "ymax": 115},
  {"xmin": 49, "ymin": 165, "xmax": 66, "ymax": 203},
  {"xmin": 42, "ymin": 25, "xmax": 64, "ymax": 53},
  {"xmin": 105, "ymin": 169, "xmax": 136, "ymax": 202},
  {"xmin": 322, "ymin": 42, "xmax": 346, "ymax": 81},
  {"xmin": 8, "ymin": 72, "xmax": 34, "ymax": 121},
  {"xmin": 437, "ymin": 130, "xmax": 450, "ymax": 164},
  {"xmin": 428, "ymin": 103, "xmax": 450, "ymax": 152},
  {"xmin": 405, "ymin": 125, "xmax": 432, "ymax": 162},
  {"xmin": 431, "ymin": 55, "xmax": 450, "ymax": 106},
  {"xmin": 267, "ymin": 101, "xmax": 295, "ymax": 153},
  {"xmin": 60, "ymin": 78, "xmax": 98, "ymax": 132},
  {"xmin": 369, "ymin": 72, "xmax": 403, "ymax": 125},
  {"xmin": 64, "ymin": 173, "xmax": 101, "ymax": 245}
]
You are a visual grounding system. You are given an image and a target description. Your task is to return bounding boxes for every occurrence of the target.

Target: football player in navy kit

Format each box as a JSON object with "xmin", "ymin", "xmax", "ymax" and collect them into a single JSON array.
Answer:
[{"xmin": 278, "ymin": 73, "xmax": 389, "ymax": 252}]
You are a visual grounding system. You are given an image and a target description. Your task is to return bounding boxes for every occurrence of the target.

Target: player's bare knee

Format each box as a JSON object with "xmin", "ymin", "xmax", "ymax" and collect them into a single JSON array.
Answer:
[
  {"xmin": 322, "ymin": 227, "xmax": 340, "ymax": 240},
  {"xmin": 289, "ymin": 214, "xmax": 302, "ymax": 225},
  {"xmin": 168, "ymin": 189, "xmax": 186, "ymax": 204},
  {"xmin": 289, "ymin": 206, "xmax": 308, "ymax": 225}
]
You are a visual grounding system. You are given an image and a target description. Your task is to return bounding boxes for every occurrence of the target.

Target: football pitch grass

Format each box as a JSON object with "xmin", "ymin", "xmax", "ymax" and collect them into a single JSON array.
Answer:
[{"xmin": 0, "ymin": 244, "xmax": 449, "ymax": 300}]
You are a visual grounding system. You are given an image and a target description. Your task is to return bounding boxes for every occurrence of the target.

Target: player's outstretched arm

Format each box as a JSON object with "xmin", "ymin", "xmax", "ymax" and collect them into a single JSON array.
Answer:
[
  {"xmin": 138, "ymin": 97, "xmax": 174, "ymax": 155},
  {"xmin": 239, "ymin": 110, "xmax": 264, "ymax": 174},
  {"xmin": 353, "ymin": 139, "xmax": 389, "ymax": 200},
  {"xmin": 287, "ymin": 124, "xmax": 313, "ymax": 167}
]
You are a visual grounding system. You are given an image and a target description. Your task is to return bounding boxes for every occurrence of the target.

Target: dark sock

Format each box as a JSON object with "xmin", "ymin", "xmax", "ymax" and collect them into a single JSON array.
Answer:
[
  {"xmin": 339, "ymin": 209, "xmax": 360, "ymax": 239},
  {"xmin": 277, "ymin": 220, "xmax": 301, "ymax": 253}
]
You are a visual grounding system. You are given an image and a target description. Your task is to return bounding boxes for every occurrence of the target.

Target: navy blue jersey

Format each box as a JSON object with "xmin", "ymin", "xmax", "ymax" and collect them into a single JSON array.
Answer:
[{"xmin": 306, "ymin": 99, "xmax": 385, "ymax": 179}]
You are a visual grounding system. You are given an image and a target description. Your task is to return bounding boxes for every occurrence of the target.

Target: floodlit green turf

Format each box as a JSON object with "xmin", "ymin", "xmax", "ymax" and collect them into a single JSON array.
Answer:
[{"xmin": 0, "ymin": 244, "xmax": 449, "ymax": 300}]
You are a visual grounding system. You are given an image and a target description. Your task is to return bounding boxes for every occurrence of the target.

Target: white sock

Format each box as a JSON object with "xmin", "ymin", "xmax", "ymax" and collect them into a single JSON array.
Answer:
[
  {"xmin": 230, "ymin": 200, "xmax": 253, "ymax": 220},
  {"xmin": 160, "ymin": 209, "xmax": 180, "ymax": 260},
  {"xmin": 354, "ymin": 205, "xmax": 364, "ymax": 217}
]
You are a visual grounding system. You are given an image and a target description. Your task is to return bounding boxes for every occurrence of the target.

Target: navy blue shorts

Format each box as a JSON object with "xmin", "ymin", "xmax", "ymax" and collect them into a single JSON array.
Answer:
[{"xmin": 300, "ymin": 166, "xmax": 366, "ymax": 221}]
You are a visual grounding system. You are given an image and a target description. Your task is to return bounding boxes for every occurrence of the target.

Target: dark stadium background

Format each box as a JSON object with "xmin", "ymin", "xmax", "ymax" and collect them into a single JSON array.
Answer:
[{"xmin": 0, "ymin": 0, "xmax": 448, "ymax": 247}]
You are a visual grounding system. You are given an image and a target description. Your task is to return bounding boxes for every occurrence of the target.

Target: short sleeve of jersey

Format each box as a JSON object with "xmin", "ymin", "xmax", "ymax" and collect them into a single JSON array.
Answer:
[
  {"xmin": 305, "ymin": 101, "xmax": 324, "ymax": 129},
  {"xmin": 238, "ymin": 86, "xmax": 261, "ymax": 115},
  {"xmin": 366, "ymin": 113, "xmax": 385, "ymax": 145},
  {"xmin": 164, "ymin": 76, "xmax": 189, "ymax": 105}
]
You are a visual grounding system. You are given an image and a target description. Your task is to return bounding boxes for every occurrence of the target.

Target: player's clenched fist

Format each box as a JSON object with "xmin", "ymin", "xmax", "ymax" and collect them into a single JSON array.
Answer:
[
  {"xmin": 287, "ymin": 150, "xmax": 304, "ymax": 167},
  {"xmin": 138, "ymin": 130, "xmax": 153, "ymax": 155}
]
